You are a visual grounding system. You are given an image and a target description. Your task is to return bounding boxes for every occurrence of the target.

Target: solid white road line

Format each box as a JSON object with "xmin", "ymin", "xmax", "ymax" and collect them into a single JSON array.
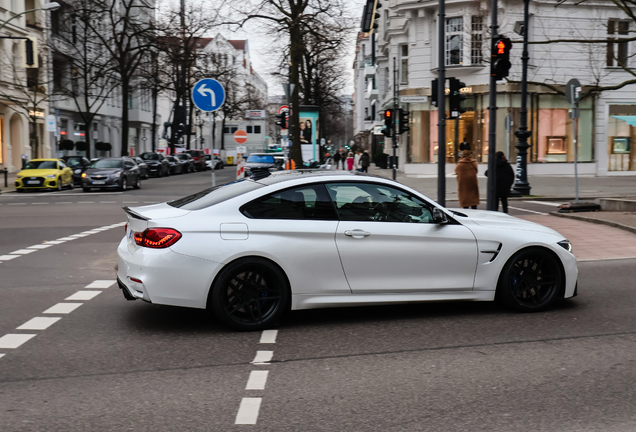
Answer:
[
  {"xmin": 0, "ymin": 255, "xmax": 19, "ymax": 261},
  {"xmin": 65, "ymin": 291, "xmax": 101, "ymax": 301},
  {"xmin": 27, "ymin": 244, "xmax": 53, "ymax": 249},
  {"xmin": 85, "ymin": 280, "xmax": 115, "ymax": 289},
  {"xmin": 44, "ymin": 240, "xmax": 66, "ymax": 245},
  {"xmin": 260, "ymin": 330, "xmax": 278, "ymax": 344},
  {"xmin": 235, "ymin": 397, "xmax": 262, "ymax": 425},
  {"xmin": 9, "ymin": 249, "xmax": 36, "ymax": 255},
  {"xmin": 523, "ymin": 200, "xmax": 563, "ymax": 207},
  {"xmin": 251, "ymin": 351, "xmax": 273, "ymax": 365},
  {"xmin": 17, "ymin": 317, "xmax": 61, "ymax": 330},
  {"xmin": 508, "ymin": 206, "xmax": 548, "ymax": 216},
  {"xmin": 0, "ymin": 334, "xmax": 36, "ymax": 349},
  {"xmin": 245, "ymin": 370, "xmax": 269, "ymax": 390},
  {"xmin": 43, "ymin": 303, "xmax": 83, "ymax": 314}
]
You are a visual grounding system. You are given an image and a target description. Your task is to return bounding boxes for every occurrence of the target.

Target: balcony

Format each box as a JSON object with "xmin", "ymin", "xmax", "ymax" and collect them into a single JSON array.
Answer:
[
  {"xmin": 365, "ymin": 80, "xmax": 378, "ymax": 101},
  {"xmin": 364, "ymin": 64, "xmax": 376, "ymax": 79}
]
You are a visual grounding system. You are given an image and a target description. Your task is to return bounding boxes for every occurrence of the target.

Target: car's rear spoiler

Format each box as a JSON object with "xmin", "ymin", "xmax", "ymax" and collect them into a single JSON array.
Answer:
[{"xmin": 123, "ymin": 206, "xmax": 150, "ymax": 221}]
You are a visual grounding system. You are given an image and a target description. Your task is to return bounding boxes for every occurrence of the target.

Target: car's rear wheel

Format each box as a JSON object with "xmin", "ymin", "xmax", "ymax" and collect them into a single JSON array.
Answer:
[
  {"xmin": 120, "ymin": 178, "xmax": 127, "ymax": 191},
  {"xmin": 497, "ymin": 247, "xmax": 563, "ymax": 312},
  {"xmin": 57, "ymin": 179, "xmax": 63, "ymax": 191},
  {"xmin": 211, "ymin": 258, "xmax": 289, "ymax": 331}
]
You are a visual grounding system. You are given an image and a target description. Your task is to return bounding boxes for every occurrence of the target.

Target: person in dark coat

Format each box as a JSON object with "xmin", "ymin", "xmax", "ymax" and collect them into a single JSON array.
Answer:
[
  {"xmin": 486, "ymin": 151, "xmax": 515, "ymax": 213},
  {"xmin": 333, "ymin": 150, "xmax": 341, "ymax": 169},
  {"xmin": 459, "ymin": 137, "xmax": 471, "ymax": 151},
  {"xmin": 360, "ymin": 150, "xmax": 370, "ymax": 173},
  {"xmin": 455, "ymin": 150, "xmax": 479, "ymax": 209}
]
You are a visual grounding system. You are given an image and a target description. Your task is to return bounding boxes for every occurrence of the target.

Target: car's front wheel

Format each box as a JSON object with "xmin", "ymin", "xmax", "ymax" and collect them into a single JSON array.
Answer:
[
  {"xmin": 497, "ymin": 247, "xmax": 564, "ymax": 312},
  {"xmin": 133, "ymin": 175, "xmax": 141, "ymax": 189},
  {"xmin": 211, "ymin": 258, "xmax": 289, "ymax": 331}
]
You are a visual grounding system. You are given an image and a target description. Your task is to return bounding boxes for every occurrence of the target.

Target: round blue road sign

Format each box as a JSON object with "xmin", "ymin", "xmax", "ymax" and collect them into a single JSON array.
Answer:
[{"xmin": 192, "ymin": 79, "xmax": 226, "ymax": 112}]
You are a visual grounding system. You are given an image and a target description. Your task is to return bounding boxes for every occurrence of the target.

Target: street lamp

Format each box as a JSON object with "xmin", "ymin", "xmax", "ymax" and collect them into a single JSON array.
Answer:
[
  {"xmin": 511, "ymin": 0, "xmax": 532, "ymax": 196},
  {"xmin": 0, "ymin": 2, "xmax": 60, "ymax": 32}
]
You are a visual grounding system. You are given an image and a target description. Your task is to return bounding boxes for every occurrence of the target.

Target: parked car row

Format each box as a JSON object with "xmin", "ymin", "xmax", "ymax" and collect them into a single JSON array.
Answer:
[{"xmin": 14, "ymin": 150, "xmax": 221, "ymax": 193}]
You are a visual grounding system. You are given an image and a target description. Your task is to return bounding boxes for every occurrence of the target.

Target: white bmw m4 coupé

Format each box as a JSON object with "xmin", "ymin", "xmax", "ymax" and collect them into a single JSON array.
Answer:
[{"xmin": 117, "ymin": 170, "xmax": 578, "ymax": 330}]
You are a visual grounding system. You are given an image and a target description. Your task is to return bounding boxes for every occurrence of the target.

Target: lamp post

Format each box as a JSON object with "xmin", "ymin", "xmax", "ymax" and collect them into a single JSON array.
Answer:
[
  {"xmin": 512, "ymin": 0, "xmax": 531, "ymax": 196},
  {"xmin": 0, "ymin": 2, "xmax": 60, "ymax": 32}
]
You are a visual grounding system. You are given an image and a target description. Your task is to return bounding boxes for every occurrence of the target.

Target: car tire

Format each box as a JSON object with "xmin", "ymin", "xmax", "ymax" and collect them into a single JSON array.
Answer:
[
  {"xmin": 17, "ymin": 189, "xmax": 24, "ymax": 193},
  {"xmin": 133, "ymin": 175, "xmax": 141, "ymax": 189},
  {"xmin": 57, "ymin": 179, "xmax": 63, "ymax": 191},
  {"xmin": 496, "ymin": 247, "xmax": 564, "ymax": 312},
  {"xmin": 210, "ymin": 258, "xmax": 289, "ymax": 331},
  {"xmin": 120, "ymin": 178, "xmax": 127, "ymax": 191},
  {"xmin": 82, "ymin": 187, "xmax": 90, "ymax": 192},
  {"xmin": 68, "ymin": 181, "xmax": 74, "ymax": 190}
]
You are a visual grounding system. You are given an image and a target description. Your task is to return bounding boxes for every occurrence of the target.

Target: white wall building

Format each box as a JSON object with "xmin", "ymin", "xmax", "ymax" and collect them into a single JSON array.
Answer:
[{"xmin": 356, "ymin": 0, "xmax": 636, "ymax": 176}]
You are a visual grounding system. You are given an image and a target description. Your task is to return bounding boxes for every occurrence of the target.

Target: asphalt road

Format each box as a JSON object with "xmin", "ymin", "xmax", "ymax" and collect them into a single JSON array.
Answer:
[{"xmin": 0, "ymin": 170, "xmax": 634, "ymax": 431}]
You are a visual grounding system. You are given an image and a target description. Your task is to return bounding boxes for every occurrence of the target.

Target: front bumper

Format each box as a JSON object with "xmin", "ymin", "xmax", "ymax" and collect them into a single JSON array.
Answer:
[
  {"xmin": 15, "ymin": 177, "xmax": 59, "ymax": 190},
  {"xmin": 83, "ymin": 178, "xmax": 121, "ymax": 188}
]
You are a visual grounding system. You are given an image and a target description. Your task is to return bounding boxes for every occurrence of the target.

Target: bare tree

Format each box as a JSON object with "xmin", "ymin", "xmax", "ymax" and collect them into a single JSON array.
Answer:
[{"xmin": 47, "ymin": 0, "xmax": 117, "ymax": 159}]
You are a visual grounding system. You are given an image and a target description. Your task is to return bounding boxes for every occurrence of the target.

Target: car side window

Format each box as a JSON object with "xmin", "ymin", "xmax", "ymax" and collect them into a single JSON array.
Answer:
[
  {"xmin": 241, "ymin": 184, "xmax": 338, "ymax": 221},
  {"xmin": 325, "ymin": 182, "xmax": 434, "ymax": 223}
]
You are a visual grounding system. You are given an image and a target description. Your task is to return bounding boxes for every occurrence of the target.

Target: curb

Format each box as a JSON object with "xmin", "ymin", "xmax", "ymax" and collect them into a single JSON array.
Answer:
[{"xmin": 549, "ymin": 211, "xmax": 636, "ymax": 235}]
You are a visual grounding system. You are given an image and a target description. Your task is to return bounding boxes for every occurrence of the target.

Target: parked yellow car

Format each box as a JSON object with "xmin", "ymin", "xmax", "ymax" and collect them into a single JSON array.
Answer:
[{"xmin": 15, "ymin": 158, "xmax": 74, "ymax": 192}]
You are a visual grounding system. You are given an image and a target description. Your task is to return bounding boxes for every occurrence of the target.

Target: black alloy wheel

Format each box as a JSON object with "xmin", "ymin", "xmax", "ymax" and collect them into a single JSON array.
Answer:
[
  {"xmin": 211, "ymin": 258, "xmax": 289, "ymax": 331},
  {"xmin": 497, "ymin": 247, "xmax": 564, "ymax": 312},
  {"xmin": 133, "ymin": 175, "xmax": 141, "ymax": 189},
  {"xmin": 120, "ymin": 177, "xmax": 127, "ymax": 191}
]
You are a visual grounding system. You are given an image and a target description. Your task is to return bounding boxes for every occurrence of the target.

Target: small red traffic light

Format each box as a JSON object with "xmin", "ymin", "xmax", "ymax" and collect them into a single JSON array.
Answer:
[
  {"xmin": 385, "ymin": 110, "xmax": 391, "ymax": 117},
  {"xmin": 497, "ymin": 40, "xmax": 506, "ymax": 54}
]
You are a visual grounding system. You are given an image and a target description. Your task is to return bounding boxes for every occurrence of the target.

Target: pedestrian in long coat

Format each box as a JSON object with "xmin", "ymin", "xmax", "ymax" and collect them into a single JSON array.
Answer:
[{"xmin": 455, "ymin": 150, "xmax": 480, "ymax": 209}]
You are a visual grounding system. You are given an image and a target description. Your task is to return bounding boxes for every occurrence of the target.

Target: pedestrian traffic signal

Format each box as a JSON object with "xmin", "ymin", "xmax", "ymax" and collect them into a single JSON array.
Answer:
[
  {"xmin": 398, "ymin": 109, "xmax": 410, "ymax": 134},
  {"xmin": 491, "ymin": 36, "xmax": 512, "ymax": 80},
  {"xmin": 275, "ymin": 112, "xmax": 288, "ymax": 129},
  {"xmin": 382, "ymin": 109, "xmax": 393, "ymax": 137},
  {"xmin": 431, "ymin": 78, "xmax": 439, "ymax": 107},
  {"xmin": 448, "ymin": 77, "xmax": 467, "ymax": 117}
]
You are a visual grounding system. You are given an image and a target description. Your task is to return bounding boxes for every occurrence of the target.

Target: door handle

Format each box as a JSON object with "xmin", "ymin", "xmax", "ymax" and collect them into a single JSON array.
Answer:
[{"xmin": 344, "ymin": 229, "xmax": 371, "ymax": 238}]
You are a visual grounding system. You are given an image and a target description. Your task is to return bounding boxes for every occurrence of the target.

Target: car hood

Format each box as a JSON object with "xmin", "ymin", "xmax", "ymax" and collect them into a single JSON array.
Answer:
[
  {"xmin": 449, "ymin": 208, "xmax": 563, "ymax": 237},
  {"xmin": 84, "ymin": 168, "xmax": 123, "ymax": 175},
  {"xmin": 18, "ymin": 169, "xmax": 60, "ymax": 176}
]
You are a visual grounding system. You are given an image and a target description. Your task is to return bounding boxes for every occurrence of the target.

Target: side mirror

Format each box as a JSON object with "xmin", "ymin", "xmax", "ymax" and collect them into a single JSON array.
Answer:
[
  {"xmin": 432, "ymin": 208, "xmax": 448, "ymax": 224},
  {"xmin": 124, "ymin": 163, "xmax": 134, "ymax": 169}
]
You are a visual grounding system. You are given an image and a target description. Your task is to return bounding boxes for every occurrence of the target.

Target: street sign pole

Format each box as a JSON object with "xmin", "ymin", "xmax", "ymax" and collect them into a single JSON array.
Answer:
[
  {"xmin": 487, "ymin": 0, "xmax": 499, "ymax": 211},
  {"xmin": 209, "ymin": 112, "xmax": 215, "ymax": 187},
  {"xmin": 191, "ymin": 79, "xmax": 225, "ymax": 187}
]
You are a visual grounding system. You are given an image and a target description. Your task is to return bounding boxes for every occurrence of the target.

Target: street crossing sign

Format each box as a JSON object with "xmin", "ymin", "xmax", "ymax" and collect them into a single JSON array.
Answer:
[{"xmin": 192, "ymin": 79, "xmax": 225, "ymax": 112}]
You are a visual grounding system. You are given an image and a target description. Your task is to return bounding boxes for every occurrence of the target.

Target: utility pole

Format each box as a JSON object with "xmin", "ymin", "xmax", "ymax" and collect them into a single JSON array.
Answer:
[
  {"xmin": 392, "ymin": 57, "xmax": 398, "ymax": 181},
  {"xmin": 437, "ymin": 0, "xmax": 446, "ymax": 206},
  {"xmin": 487, "ymin": 0, "xmax": 499, "ymax": 211}
]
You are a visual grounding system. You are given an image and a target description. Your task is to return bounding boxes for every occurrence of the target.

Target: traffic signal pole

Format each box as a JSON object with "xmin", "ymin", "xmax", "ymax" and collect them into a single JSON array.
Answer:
[
  {"xmin": 392, "ymin": 57, "xmax": 399, "ymax": 181},
  {"xmin": 437, "ymin": 0, "xmax": 446, "ymax": 207},
  {"xmin": 487, "ymin": 0, "xmax": 499, "ymax": 212}
]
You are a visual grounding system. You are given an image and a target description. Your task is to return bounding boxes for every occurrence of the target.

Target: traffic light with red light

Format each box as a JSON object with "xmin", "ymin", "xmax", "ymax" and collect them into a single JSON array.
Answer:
[
  {"xmin": 491, "ymin": 36, "xmax": 512, "ymax": 80},
  {"xmin": 382, "ymin": 109, "xmax": 393, "ymax": 137}
]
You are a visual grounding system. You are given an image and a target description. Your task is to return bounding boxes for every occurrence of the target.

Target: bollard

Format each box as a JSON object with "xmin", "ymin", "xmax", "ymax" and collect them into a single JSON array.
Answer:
[{"xmin": 3, "ymin": 167, "xmax": 7, "ymax": 187}]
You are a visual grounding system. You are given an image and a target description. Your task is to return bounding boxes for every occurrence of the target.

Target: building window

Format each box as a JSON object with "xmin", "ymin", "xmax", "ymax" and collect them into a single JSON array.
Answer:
[
  {"xmin": 608, "ymin": 19, "xmax": 629, "ymax": 67},
  {"xmin": 247, "ymin": 125, "xmax": 253, "ymax": 133},
  {"xmin": 471, "ymin": 16, "xmax": 483, "ymax": 65},
  {"xmin": 223, "ymin": 126, "xmax": 238, "ymax": 134},
  {"xmin": 446, "ymin": 17, "xmax": 463, "ymax": 66},
  {"xmin": 400, "ymin": 45, "xmax": 408, "ymax": 84},
  {"xmin": 254, "ymin": 125, "xmax": 261, "ymax": 134}
]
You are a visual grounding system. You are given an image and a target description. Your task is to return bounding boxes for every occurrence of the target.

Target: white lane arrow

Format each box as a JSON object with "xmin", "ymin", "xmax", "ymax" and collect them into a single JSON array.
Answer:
[{"xmin": 197, "ymin": 84, "xmax": 216, "ymax": 106}]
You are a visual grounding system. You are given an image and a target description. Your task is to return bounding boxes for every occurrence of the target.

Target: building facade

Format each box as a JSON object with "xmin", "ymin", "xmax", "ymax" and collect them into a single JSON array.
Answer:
[{"xmin": 356, "ymin": 0, "xmax": 636, "ymax": 176}]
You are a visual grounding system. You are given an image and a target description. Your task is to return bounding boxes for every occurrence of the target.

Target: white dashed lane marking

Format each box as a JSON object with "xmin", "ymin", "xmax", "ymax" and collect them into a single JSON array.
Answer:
[
  {"xmin": 65, "ymin": 291, "xmax": 101, "ymax": 301},
  {"xmin": 56, "ymin": 237, "xmax": 77, "ymax": 241},
  {"xmin": 43, "ymin": 303, "xmax": 83, "ymax": 314},
  {"xmin": 32, "ymin": 202, "xmax": 49, "ymax": 205},
  {"xmin": 44, "ymin": 240, "xmax": 66, "ymax": 245},
  {"xmin": 251, "ymin": 350, "xmax": 273, "ymax": 365},
  {"xmin": 260, "ymin": 330, "xmax": 278, "ymax": 344},
  {"xmin": 8, "ymin": 203, "xmax": 26, "ymax": 206},
  {"xmin": 85, "ymin": 280, "xmax": 116, "ymax": 289},
  {"xmin": 17, "ymin": 317, "xmax": 61, "ymax": 330},
  {"xmin": 10, "ymin": 249, "xmax": 36, "ymax": 255},
  {"xmin": 235, "ymin": 397, "xmax": 262, "ymax": 425},
  {"xmin": 27, "ymin": 244, "xmax": 53, "ymax": 249},
  {"xmin": 0, "ymin": 334, "xmax": 36, "ymax": 349},
  {"xmin": 0, "ymin": 255, "xmax": 19, "ymax": 261},
  {"xmin": 245, "ymin": 371, "xmax": 269, "ymax": 390},
  {"xmin": 0, "ymin": 354, "xmax": 4, "ymax": 359}
]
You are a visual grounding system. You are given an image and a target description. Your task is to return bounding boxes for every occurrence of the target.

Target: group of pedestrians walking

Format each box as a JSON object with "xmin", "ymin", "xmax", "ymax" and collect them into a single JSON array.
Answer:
[
  {"xmin": 455, "ymin": 139, "xmax": 515, "ymax": 213},
  {"xmin": 332, "ymin": 149, "xmax": 370, "ymax": 173}
]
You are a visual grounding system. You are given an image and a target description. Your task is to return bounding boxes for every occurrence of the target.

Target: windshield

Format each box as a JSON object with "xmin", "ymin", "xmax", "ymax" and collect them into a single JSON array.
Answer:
[
  {"xmin": 176, "ymin": 154, "xmax": 188, "ymax": 159},
  {"xmin": 25, "ymin": 160, "xmax": 58, "ymax": 170},
  {"xmin": 65, "ymin": 158, "xmax": 83, "ymax": 167},
  {"xmin": 168, "ymin": 179, "xmax": 263, "ymax": 210},
  {"xmin": 141, "ymin": 153, "xmax": 160, "ymax": 161},
  {"xmin": 205, "ymin": 155, "xmax": 211, "ymax": 160},
  {"xmin": 247, "ymin": 155, "xmax": 275, "ymax": 164},
  {"xmin": 92, "ymin": 159, "xmax": 122, "ymax": 169}
]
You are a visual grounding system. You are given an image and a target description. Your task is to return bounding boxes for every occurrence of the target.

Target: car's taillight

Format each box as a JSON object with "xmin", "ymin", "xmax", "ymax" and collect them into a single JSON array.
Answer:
[
  {"xmin": 124, "ymin": 223, "xmax": 127, "ymax": 234},
  {"xmin": 134, "ymin": 228, "xmax": 182, "ymax": 248}
]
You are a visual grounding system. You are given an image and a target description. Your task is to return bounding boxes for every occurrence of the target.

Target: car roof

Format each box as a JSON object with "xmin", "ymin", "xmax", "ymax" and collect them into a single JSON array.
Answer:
[{"xmin": 252, "ymin": 169, "xmax": 381, "ymax": 185}]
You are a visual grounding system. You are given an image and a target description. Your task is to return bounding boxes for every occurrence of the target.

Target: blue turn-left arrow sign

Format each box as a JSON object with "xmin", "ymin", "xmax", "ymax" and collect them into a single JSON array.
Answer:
[{"xmin": 192, "ymin": 79, "xmax": 225, "ymax": 112}]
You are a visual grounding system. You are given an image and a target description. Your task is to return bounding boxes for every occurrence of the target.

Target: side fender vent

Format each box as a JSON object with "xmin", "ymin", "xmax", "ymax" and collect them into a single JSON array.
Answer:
[{"xmin": 480, "ymin": 243, "xmax": 502, "ymax": 262}]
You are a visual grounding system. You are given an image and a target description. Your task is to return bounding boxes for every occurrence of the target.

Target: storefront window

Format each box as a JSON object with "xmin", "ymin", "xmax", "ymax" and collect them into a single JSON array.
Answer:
[{"xmin": 608, "ymin": 105, "xmax": 636, "ymax": 171}]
